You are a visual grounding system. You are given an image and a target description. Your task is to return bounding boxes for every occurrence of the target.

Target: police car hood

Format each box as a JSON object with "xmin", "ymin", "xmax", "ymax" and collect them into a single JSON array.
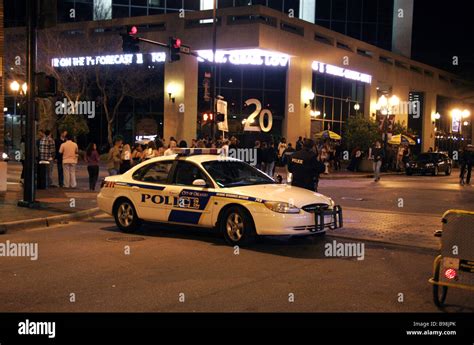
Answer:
[{"xmin": 223, "ymin": 184, "xmax": 333, "ymax": 208}]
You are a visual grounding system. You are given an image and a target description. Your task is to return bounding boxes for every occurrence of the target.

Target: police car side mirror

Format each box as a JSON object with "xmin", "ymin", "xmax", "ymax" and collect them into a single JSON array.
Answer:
[{"xmin": 192, "ymin": 179, "xmax": 207, "ymax": 187}]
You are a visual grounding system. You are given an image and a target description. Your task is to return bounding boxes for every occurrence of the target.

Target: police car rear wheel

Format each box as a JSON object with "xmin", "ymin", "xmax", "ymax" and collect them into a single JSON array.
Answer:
[
  {"xmin": 221, "ymin": 206, "xmax": 256, "ymax": 246},
  {"xmin": 114, "ymin": 199, "xmax": 141, "ymax": 233}
]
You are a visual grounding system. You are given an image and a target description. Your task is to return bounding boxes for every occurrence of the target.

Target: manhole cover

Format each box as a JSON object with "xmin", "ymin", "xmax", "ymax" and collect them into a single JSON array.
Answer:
[
  {"xmin": 341, "ymin": 197, "xmax": 365, "ymax": 201},
  {"xmin": 106, "ymin": 236, "xmax": 145, "ymax": 242}
]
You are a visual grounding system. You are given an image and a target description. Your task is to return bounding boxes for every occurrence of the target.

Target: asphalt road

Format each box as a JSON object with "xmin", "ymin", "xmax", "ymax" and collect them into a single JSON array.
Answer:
[{"xmin": 1, "ymin": 174, "xmax": 473, "ymax": 312}]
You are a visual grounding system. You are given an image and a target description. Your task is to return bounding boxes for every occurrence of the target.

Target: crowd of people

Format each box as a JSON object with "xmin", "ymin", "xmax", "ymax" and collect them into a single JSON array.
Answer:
[{"xmin": 20, "ymin": 129, "xmax": 474, "ymax": 193}]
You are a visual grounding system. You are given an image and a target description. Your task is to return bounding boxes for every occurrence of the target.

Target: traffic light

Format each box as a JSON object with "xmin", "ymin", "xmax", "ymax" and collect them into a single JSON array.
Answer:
[
  {"xmin": 121, "ymin": 26, "xmax": 140, "ymax": 53},
  {"xmin": 201, "ymin": 112, "xmax": 214, "ymax": 124},
  {"xmin": 169, "ymin": 37, "xmax": 182, "ymax": 62}
]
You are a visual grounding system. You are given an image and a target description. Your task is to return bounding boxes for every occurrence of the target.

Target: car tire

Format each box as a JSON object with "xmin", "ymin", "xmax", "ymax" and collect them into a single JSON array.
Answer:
[
  {"xmin": 113, "ymin": 199, "xmax": 142, "ymax": 233},
  {"xmin": 432, "ymin": 166, "xmax": 439, "ymax": 176},
  {"xmin": 445, "ymin": 166, "xmax": 452, "ymax": 176},
  {"xmin": 220, "ymin": 206, "xmax": 257, "ymax": 246}
]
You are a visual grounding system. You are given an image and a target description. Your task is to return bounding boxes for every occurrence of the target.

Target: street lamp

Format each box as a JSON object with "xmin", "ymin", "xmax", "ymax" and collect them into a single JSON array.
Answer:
[{"xmin": 377, "ymin": 94, "xmax": 399, "ymax": 171}]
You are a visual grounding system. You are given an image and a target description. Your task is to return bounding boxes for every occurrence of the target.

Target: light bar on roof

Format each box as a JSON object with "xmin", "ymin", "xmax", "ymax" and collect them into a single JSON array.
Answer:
[{"xmin": 173, "ymin": 148, "xmax": 222, "ymax": 156}]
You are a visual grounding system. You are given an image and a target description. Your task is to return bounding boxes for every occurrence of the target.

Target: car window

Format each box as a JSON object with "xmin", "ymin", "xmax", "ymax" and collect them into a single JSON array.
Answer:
[
  {"xmin": 202, "ymin": 160, "xmax": 274, "ymax": 188},
  {"xmin": 172, "ymin": 161, "xmax": 209, "ymax": 186},
  {"xmin": 132, "ymin": 161, "xmax": 173, "ymax": 184}
]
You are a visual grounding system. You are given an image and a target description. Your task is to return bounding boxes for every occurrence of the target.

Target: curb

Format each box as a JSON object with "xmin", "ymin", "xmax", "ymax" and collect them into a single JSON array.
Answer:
[{"xmin": 0, "ymin": 208, "xmax": 103, "ymax": 234}]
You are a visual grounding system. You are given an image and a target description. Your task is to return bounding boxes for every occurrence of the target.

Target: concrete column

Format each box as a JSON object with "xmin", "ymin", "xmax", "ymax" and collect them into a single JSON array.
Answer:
[
  {"xmin": 422, "ymin": 92, "xmax": 437, "ymax": 152},
  {"xmin": 365, "ymin": 83, "xmax": 378, "ymax": 121},
  {"xmin": 283, "ymin": 56, "xmax": 312, "ymax": 144},
  {"xmin": 299, "ymin": 0, "xmax": 316, "ymax": 24},
  {"xmin": 392, "ymin": 0, "xmax": 414, "ymax": 58},
  {"xmin": 163, "ymin": 54, "xmax": 198, "ymax": 145}
]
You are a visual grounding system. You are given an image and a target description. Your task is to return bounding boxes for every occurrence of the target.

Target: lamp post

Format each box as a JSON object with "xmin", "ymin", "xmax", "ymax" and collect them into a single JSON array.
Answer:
[{"xmin": 376, "ymin": 94, "xmax": 399, "ymax": 171}]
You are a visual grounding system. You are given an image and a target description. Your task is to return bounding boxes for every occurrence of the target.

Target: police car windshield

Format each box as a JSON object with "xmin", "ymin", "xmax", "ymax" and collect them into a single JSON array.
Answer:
[{"xmin": 202, "ymin": 160, "xmax": 275, "ymax": 188}]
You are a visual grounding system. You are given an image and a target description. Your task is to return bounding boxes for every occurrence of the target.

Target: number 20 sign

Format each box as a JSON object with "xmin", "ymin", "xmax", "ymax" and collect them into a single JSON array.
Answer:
[{"xmin": 243, "ymin": 99, "xmax": 273, "ymax": 133}]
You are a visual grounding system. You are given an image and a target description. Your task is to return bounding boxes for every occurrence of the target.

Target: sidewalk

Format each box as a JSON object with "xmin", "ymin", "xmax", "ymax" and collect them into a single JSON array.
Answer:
[{"xmin": 0, "ymin": 162, "xmax": 106, "ymax": 232}]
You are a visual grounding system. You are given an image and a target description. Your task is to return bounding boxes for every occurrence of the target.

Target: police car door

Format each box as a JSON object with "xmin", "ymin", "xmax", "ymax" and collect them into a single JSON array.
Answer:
[
  {"xmin": 129, "ymin": 160, "xmax": 174, "ymax": 222},
  {"xmin": 164, "ymin": 161, "xmax": 215, "ymax": 227}
]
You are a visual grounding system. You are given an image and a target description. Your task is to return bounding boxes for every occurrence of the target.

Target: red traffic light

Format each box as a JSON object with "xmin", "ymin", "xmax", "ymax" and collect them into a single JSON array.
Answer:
[
  {"xmin": 129, "ymin": 26, "xmax": 138, "ymax": 35},
  {"xmin": 173, "ymin": 38, "xmax": 181, "ymax": 49}
]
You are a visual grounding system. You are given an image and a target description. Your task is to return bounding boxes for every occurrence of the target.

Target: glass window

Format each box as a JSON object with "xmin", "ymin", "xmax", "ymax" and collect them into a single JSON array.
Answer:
[
  {"xmin": 113, "ymin": 5, "xmax": 130, "ymax": 18},
  {"xmin": 331, "ymin": 0, "xmax": 347, "ymax": 21},
  {"xmin": 324, "ymin": 75, "xmax": 334, "ymax": 97},
  {"xmin": 166, "ymin": 0, "xmax": 182, "ymax": 10},
  {"xmin": 172, "ymin": 161, "xmax": 210, "ymax": 186},
  {"xmin": 183, "ymin": 1, "xmax": 199, "ymax": 10},
  {"xmin": 346, "ymin": 22, "xmax": 362, "ymax": 40},
  {"xmin": 202, "ymin": 161, "xmax": 274, "ymax": 188},
  {"xmin": 133, "ymin": 161, "xmax": 173, "ymax": 184},
  {"xmin": 362, "ymin": 0, "xmax": 378, "ymax": 22},
  {"xmin": 252, "ymin": 0, "xmax": 267, "ymax": 5},
  {"xmin": 243, "ymin": 65, "xmax": 264, "ymax": 89},
  {"xmin": 220, "ymin": 65, "xmax": 242, "ymax": 89},
  {"xmin": 264, "ymin": 67, "xmax": 286, "ymax": 90},
  {"xmin": 131, "ymin": 0, "xmax": 147, "ymax": 5},
  {"xmin": 324, "ymin": 98, "xmax": 333, "ymax": 119},
  {"xmin": 113, "ymin": 0, "xmax": 129, "ymax": 5},
  {"xmin": 149, "ymin": 0, "xmax": 165, "ymax": 7},
  {"xmin": 347, "ymin": 0, "xmax": 362, "ymax": 21},
  {"xmin": 284, "ymin": 0, "xmax": 299, "ymax": 17},
  {"xmin": 267, "ymin": 0, "xmax": 283, "ymax": 11},
  {"xmin": 131, "ymin": 6, "xmax": 147, "ymax": 16},
  {"xmin": 315, "ymin": 0, "xmax": 330, "ymax": 20},
  {"xmin": 235, "ymin": 0, "xmax": 251, "ymax": 6},
  {"xmin": 362, "ymin": 23, "xmax": 377, "ymax": 44},
  {"xmin": 149, "ymin": 7, "xmax": 165, "ymax": 14},
  {"xmin": 331, "ymin": 21, "xmax": 346, "ymax": 35},
  {"xmin": 76, "ymin": 2, "xmax": 94, "ymax": 21},
  {"xmin": 219, "ymin": 0, "xmax": 235, "ymax": 8}
]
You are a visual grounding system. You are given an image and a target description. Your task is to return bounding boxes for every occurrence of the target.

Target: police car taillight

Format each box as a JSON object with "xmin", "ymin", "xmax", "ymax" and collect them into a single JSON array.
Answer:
[{"xmin": 444, "ymin": 268, "xmax": 457, "ymax": 280}]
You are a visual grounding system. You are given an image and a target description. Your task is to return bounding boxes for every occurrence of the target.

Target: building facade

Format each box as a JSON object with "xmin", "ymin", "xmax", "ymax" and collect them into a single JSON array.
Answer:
[{"xmin": 3, "ymin": 3, "xmax": 474, "ymax": 152}]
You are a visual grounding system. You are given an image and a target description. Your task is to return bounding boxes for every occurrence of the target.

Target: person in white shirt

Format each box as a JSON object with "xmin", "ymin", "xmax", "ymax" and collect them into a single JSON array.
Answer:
[
  {"xmin": 164, "ymin": 139, "xmax": 177, "ymax": 156},
  {"xmin": 59, "ymin": 135, "xmax": 79, "ymax": 188}
]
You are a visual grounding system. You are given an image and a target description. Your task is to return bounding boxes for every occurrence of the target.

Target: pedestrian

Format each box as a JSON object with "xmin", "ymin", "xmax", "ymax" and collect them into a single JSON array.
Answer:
[
  {"xmin": 120, "ymin": 143, "xmax": 132, "ymax": 174},
  {"xmin": 59, "ymin": 134, "xmax": 78, "ymax": 188},
  {"xmin": 164, "ymin": 139, "xmax": 177, "ymax": 156},
  {"xmin": 39, "ymin": 129, "xmax": 56, "ymax": 187},
  {"xmin": 20, "ymin": 135, "xmax": 26, "ymax": 184},
  {"xmin": 131, "ymin": 144, "xmax": 143, "ymax": 166},
  {"xmin": 221, "ymin": 140, "xmax": 230, "ymax": 157},
  {"xmin": 295, "ymin": 136, "xmax": 303, "ymax": 151},
  {"xmin": 143, "ymin": 141, "xmax": 159, "ymax": 160},
  {"xmin": 107, "ymin": 136, "xmax": 123, "ymax": 175},
  {"xmin": 254, "ymin": 140, "xmax": 263, "ymax": 170},
  {"xmin": 369, "ymin": 140, "xmax": 384, "ymax": 182},
  {"xmin": 85, "ymin": 143, "xmax": 100, "ymax": 191},
  {"xmin": 262, "ymin": 141, "xmax": 277, "ymax": 177},
  {"xmin": 277, "ymin": 137, "xmax": 287, "ymax": 164},
  {"xmin": 460, "ymin": 144, "xmax": 473, "ymax": 185},
  {"xmin": 288, "ymin": 139, "xmax": 325, "ymax": 192},
  {"xmin": 179, "ymin": 140, "xmax": 188, "ymax": 148},
  {"xmin": 320, "ymin": 142, "xmax": 329, "ymax": 174},
  {"xmin": 282, "ymin": 143, "xmax": 296, "ymax": 178},
  {"xmin": 334, "ymin": 142, "xmax": 342, "ymax": 171},
  {"xmin": 55, "ymin": 130, "xmax": 67, "ymax": 187},
  {"xmin": 396, "ymin": 145, "xmax": 405, "ymax": 171}
]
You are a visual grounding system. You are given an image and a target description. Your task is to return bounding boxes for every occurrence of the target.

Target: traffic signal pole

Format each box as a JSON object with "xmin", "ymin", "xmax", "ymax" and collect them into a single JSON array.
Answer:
[
  {"xmin": 210, "ymin": 0, "xmax": 218, "ymax": 140},
  {"xmin": 18, "ymin": 0, "xmax": 38, "ymax": 207}
]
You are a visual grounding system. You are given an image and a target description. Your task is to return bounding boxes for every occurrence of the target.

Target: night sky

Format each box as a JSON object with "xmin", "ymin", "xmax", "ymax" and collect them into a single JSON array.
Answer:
[{"xmin": 411, "ymin": 0, "xmax": 474, "ymax": 80}]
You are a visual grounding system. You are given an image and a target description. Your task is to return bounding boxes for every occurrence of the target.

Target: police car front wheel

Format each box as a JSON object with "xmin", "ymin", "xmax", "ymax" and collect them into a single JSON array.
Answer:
[
  {"xmin": 114, "ymin": 199, "xmax": 141, "ymax": 233},
  {"xmin": 221, "ymin": 206, "xmax": 256, "ymax": 246}
]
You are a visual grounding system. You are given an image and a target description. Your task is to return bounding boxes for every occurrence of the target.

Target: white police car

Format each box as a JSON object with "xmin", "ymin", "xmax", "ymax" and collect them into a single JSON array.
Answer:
[{"xmin": 97, "ymin": 149, "xmax": 343, "ymax": 245}]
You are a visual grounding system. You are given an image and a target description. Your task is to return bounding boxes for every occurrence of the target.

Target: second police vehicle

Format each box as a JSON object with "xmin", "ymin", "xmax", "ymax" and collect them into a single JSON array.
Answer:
[{"xmin": 97, "ymin": 149, "xmax": 343, "ymax": 245}]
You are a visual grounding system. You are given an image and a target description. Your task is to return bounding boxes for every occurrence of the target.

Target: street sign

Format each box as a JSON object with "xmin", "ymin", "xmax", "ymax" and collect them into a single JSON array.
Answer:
[
  {"xmin": 180, "ymin": 45, "xmax": 191, "ymax": 54},
  {"xmin": 216, "ymin": 99, "xmax": 228, "ymax": 132}
]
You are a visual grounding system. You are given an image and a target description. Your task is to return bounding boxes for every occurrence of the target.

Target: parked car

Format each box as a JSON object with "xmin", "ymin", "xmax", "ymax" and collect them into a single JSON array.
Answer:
[{"xmin": 406, "ymin": 152, "xmax": 452, "ymax": 176}]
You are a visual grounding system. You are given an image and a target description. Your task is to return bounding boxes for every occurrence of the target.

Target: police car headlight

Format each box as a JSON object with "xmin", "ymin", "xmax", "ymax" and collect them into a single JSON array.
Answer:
[{"xmin": 264, "ymin": 201, "xmax": 300, "ymax": 214}]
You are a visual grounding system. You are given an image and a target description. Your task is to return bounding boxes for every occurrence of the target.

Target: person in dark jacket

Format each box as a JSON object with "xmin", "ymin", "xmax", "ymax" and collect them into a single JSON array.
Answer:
[
  {"xmin": 460, "ymin": 145, "xmax": 473, "ymax": 185},
  {"xmin": 55, "ymin": 130, "xmax": 67, "ymax": 187},
  {"xmin": 288, "ymin": 139, "xmax": 325, "ymax": 192},
  {"xmin": 369, "ymin": 140, "xmax": 384, "ymax": 182}
]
